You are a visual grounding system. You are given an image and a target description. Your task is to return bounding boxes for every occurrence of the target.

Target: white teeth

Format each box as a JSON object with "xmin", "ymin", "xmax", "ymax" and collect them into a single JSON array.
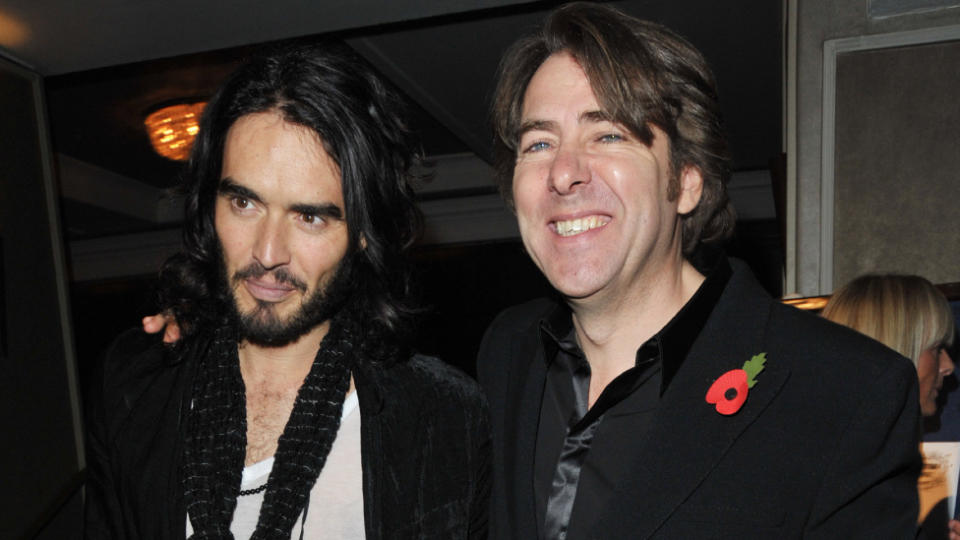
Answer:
[{"xmin": 554, "ymin": 216, "xmax": 607, "ymax": 237}]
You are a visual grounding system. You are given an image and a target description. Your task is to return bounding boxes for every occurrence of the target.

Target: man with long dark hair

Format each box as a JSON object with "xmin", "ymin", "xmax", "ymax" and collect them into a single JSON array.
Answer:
[
  {"xmin": 85, "ymin": 45, "xmax": 489, "ymax": 539},
  {"xmin": 479, "ymin": 3, "xmax": 921, "ymax": 537}
]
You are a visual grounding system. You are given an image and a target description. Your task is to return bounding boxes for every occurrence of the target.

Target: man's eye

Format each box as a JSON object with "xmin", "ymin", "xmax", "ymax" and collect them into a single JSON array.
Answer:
[
  {"xmin": 231, "ymin": 196, "xmax": 252, "ymax": 210},
  {"xmin": 523, "ymin": 141, "xmax": 550, "ymax": 153},
  {"xmin": 598, "ymin": 133, "xmax": 625, "ymax": 143},
  {"xmin": 300, "ymin": 214, "xmax": 325, "ymax": 227}
]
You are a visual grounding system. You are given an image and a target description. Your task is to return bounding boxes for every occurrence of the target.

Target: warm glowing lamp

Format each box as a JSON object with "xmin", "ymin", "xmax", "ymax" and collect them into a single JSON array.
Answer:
[
  {"xmin": 781, "ymin": 295, "xmax": 830, "ymax": 311},
  {"xmin": 144, "ymin": 102, "xmax": 206, "ymax": 161},
  {"xmin": 0, "ymin": 11, "xmax": 30, "ymax": 47}
]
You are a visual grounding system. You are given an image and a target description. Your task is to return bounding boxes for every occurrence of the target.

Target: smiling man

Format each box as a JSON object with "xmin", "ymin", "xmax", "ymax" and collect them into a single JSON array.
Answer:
[
  {"xmin": 478, "ymin": 3, "xmax": 922, "ymax": 538},
  {"xmin": 84, "ymin": 45, "xmax": 489, "ymax": 539}
]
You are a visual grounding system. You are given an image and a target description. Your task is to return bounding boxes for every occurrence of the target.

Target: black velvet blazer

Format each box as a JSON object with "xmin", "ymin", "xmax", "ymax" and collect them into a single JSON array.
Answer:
[
  {"xmin": 84, "ymin": 329, "xmax": 490, "ymax": 539},
  {"xmin": 478, "ymin": 260, "xmax": 921, "ymax": 539}
]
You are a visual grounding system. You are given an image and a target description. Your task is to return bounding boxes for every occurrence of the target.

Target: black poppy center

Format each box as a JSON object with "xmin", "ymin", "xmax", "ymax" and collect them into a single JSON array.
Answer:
[{"xmin": 724, "ymin": 387, "xmax": 738, "ymax": 401}]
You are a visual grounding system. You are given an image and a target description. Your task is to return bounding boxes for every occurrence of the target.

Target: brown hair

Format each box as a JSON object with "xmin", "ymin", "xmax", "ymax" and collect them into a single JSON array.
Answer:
[
  {"xmin": 491, "ymin": 2, "xmax": 735, "ymax": 256},
  {"xmin": 822, "ymin": 274, "xmax": 956, "ymax": 365}
]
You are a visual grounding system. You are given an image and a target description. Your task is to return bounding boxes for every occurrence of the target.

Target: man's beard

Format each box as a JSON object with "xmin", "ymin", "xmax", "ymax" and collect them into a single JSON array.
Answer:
[{"xmin": 219, "ymin": 256, "xmax": 351, "ymax": 348}]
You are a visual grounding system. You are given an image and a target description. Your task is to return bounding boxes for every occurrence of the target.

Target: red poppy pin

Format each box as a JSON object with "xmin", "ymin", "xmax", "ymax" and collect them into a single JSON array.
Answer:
[{"xmin": 705, "ymin": 353, "xmax": 767, "ymax": 415}]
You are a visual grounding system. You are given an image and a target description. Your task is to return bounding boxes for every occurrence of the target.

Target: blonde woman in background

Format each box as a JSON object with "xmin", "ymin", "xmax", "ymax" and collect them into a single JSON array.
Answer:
[
  {"xmin": 822, "ymin": 274, "xmax": 955, "ymax": 418},
  {"xmin": 823, "ymin": 274, "xmax": 958, "ymax": 539}
]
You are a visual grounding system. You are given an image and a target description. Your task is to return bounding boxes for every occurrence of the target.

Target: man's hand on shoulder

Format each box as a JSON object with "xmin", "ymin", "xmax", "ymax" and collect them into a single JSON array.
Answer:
[{"xmin": 142, "ymin": 313, "xmax": 181, "ymax": 344}]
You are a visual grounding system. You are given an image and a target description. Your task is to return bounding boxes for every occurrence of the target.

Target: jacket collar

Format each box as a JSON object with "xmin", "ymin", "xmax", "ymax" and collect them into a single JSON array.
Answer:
[
  {"xmin": 501, "ymin": 259, "xmax": 790, "ymax": 539},
  {"xmin": 581, "ymin": 259, "xmax": 790, "ymax": 539},
  {"xmin": 352, "ymin": 360, "xmax": 386, "ymax": 416},
  {"xmin": 537, "ymin": 258, "xmax": 732, "ymax": 396}
]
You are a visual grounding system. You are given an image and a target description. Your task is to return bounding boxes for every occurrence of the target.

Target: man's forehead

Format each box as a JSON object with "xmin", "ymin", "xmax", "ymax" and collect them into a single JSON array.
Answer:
[
  {"xmin": 520, "ymin": 53, "xmax": 596, "ymax": 115},
  {"xmin": 517, "ymin": 53, "xmax": 662, "ymax": 149},
  {"xmin": 226, "ymin": 112, "xmax": 333, "ymax": 159},
  {"xmin": 219, "ymin": 111, "xmax": 345, "ymax": 207},
  {"xmin": 517, "ymin": 56, "xmax": 631, "ymax": 141}
]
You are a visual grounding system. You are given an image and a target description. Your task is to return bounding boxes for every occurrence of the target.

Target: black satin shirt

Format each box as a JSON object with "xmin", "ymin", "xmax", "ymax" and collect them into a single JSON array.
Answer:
[{"xmin": 534, "ymin": 260, "xmax": 731, "ymax": 539}]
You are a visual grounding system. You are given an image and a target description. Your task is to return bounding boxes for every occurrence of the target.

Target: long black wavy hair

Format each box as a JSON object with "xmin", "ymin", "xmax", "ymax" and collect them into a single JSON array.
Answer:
[{"xmin": 158, "ymin": 43, "xmax": 424, "ymax": 353}]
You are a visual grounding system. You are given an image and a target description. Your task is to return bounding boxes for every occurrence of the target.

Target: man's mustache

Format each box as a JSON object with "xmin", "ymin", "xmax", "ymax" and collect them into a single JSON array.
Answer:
[{"xmin": 232, "ymin": 262, "xmax": 308, "ymax": 293}]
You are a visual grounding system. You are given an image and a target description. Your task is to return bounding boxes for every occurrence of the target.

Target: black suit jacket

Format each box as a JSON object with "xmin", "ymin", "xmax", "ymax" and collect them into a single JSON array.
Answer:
[
  {"xmin": 478, "ymin": 261, "xmax": 921, "ymax": 539},
  {"xmin": 85, "ymin": 329, "xmax": 490, "ymax": 539}
]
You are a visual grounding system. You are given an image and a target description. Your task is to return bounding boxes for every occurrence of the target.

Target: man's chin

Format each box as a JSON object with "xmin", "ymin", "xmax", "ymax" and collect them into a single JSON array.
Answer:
[
  {"xmin": 240, "ymin": 321, "xmax": 309, "ymax": 347},
  {"xmin": 236, "ymin": 293, "xmax": 339, "ymax": 348},
  {"xmin": 237, "ymin": 307, "xmax": 303, "ymax": 347}
]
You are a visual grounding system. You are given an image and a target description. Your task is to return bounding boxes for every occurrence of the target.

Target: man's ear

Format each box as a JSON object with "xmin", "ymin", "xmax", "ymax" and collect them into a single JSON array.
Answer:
[
  {"xmin": 676, "ymin": 166, "xmax": 704, "ymax": 215},
  {"xmin": 359, "ymin": 233, "xmax": 368, "ymax": 250}
]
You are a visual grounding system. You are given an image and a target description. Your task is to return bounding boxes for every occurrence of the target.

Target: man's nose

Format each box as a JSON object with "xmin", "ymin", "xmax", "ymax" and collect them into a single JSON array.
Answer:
[
  {"xmin": 547, "ymin": 145, "xmax": 590, "ymax": 195},
  {"xmin": 252, "ymin": 216, "xmax": 291, "ymax": 270}
]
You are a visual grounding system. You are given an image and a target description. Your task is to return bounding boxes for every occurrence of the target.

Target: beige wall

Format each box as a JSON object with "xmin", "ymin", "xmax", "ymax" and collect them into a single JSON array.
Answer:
[
  {"xmin": 833, "ymin": 41, "xmax": 960, "ymax": 287},
  {"xmin": 792, "ymin": 0, "xmax": 960, "ymax": 294}
]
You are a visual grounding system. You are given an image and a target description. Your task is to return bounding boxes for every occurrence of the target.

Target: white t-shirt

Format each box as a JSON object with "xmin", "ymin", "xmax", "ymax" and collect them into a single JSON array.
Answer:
[{"xmin": 186, "ymin": 391, "xmax": 365, "ymax": 539}]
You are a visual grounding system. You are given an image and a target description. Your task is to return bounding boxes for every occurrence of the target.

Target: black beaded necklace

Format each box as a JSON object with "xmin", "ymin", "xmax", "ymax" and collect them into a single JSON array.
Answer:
[{"xmin": 238, "ymin": 482, "xmax": 268, "ymax": 497}]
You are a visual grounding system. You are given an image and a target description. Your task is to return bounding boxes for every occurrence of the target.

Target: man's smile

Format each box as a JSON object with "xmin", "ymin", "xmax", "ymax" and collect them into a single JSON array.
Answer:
[{"xmin": 551, "ymin": 215, "xmax": 611, "ymax": 237}]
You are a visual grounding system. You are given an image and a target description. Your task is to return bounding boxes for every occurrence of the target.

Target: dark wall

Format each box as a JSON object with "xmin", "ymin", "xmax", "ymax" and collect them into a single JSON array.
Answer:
[{"xmin": 0, "ymin": 59, "xmax": 82, "ymax": 538}]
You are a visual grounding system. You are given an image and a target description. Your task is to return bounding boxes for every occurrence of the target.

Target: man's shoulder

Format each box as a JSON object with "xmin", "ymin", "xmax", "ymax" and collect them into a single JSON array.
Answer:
[
  {"xmin": 380, "ymin": 355, "xmax": 487, "ymax": 410},
  {"xmin": 96, "ymin": 326, "xmax": 203, "ymax": 406},
  {"xmin": 367, "ymin": 355, "xmax": 489, "ymax": 440},
  {"xmin": 98, "ymin": 327, "xmax": 174, "ymax": 387},
  {"xmin": 767, "ymin": 301, "xmax": 915, "ymax": 382},
  {"xmin": 405, "ymin": 355, "xmax": 485, "ymax": 398},
  {"xmin": 88, "ymin": 328, "xmax": 187, "ymax": 441},
  {"xmin": 484, "ymin": 297, "xmax": 558, "ymax": 339},
  {"xmin": 719, "ymin": 260, "xmax": 913, "ymax": 380},
  {"xmin": 476, "ymin": 298, "xmax": 557, "ymax": 391},
  {"xmin": 706, "ymin": 262, "xmax": 915, "ymax": 404}
]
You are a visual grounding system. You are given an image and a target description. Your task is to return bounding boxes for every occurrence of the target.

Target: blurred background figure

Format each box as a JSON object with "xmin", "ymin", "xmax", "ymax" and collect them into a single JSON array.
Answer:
[
  {"xmin": 822, "ymin": 274, "xmax": 955, "ymax": 418},
  {"xmin": 822, "ymin": 273, "xmax": 958, "ymax": 540}
]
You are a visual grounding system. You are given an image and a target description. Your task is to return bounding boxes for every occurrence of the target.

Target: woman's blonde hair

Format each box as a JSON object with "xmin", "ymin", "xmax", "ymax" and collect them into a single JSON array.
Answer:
[{"xmin": 822, "ymin": 274, "xmax": 955, "ymax": 365}]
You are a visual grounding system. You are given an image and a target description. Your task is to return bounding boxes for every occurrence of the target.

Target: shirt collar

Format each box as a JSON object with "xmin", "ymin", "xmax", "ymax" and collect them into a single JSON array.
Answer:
[{"xmin": 538, "ymin": 257, "xmax": 731, "ymax": 395}]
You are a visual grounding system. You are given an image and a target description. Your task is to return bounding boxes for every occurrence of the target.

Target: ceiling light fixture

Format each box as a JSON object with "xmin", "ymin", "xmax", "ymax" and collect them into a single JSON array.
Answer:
[
  {"xmin": 0, "ymin": 11, "xmax": 30, "ymax": 47},
  {"xmin": 144, "ymin": 101, "xmax": 206, "ymax": 161}
]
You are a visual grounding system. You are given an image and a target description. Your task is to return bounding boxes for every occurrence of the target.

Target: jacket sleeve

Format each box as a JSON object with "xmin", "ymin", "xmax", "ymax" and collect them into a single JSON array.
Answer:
[
  {"xmin": 805, "ymin": 358, "xmax": 922, "ymax": 537},
  {"xmin": 83, "ymin": 341, "xmax": 123, "ymax": 539},
  {"xmin": 468, "ymin": 396, "xmax": 492, "ymax": 539},
  {"xmin": 474, "ymin": 309, "xmax": 519, "ymax": 540}
]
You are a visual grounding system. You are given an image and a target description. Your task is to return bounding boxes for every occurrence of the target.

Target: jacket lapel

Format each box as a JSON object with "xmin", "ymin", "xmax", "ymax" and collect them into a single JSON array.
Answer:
[
  {"xmin": 502, "ymin": 324, "xmax": 548, "ymax": 539},
  {"xmin": 587, "ymin": 264, "xmax": 791, "ymax": 539}
]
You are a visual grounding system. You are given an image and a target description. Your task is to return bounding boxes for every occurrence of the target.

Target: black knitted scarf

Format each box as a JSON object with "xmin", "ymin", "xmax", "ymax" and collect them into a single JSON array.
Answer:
[{"xmin": 182, "ymin": 314, "xmax": 355, "ymax": 539}]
